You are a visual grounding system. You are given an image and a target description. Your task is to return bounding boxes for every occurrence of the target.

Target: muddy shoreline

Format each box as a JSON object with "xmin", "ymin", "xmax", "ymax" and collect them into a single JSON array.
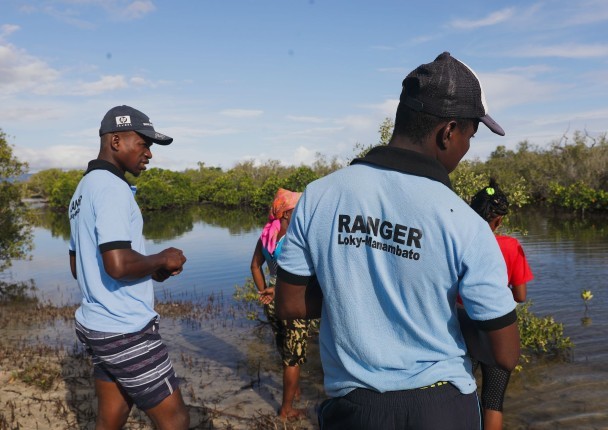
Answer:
[{"xmin": 0, "ymin": 297, "xmax": 322, "ymax": 429}]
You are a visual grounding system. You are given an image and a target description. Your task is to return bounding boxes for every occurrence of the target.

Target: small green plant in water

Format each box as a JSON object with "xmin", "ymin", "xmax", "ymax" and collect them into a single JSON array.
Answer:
[
  {"xmin": 581, "ymin": 289, "xmax": 593, "ymax": 311},
  {"xmin": 233, "ymin": 278, "xmax": 265, "ymax": 321}
]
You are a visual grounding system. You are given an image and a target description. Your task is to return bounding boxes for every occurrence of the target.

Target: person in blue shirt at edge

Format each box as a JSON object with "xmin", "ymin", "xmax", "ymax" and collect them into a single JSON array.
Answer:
[
  {"xmin": 68, "ymin": 105, "xmax": 189, "ymax": 430},
  {"xmin": 275, "ymin": 52, "xmax": 520, "ymax": 430}
]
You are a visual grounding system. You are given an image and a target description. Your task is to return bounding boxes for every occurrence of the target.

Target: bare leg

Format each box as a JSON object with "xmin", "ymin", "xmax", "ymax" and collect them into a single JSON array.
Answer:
[
  {"xmin": 95, "ymin": 379, "xmax": 133, "ymax": 430},
  {"xmin": 279, "ymin": 365, "xmax": 306, "ymax": 420},
  {"xmin": 483, "ymin": 409, "xmax": 503, "ymax": 430},
  {"xmin": 144, "ymin": 388, "xmax": 190, "ymax": 430}
]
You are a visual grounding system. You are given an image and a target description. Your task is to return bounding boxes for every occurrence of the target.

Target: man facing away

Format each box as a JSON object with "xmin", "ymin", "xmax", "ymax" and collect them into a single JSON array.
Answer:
[
  {"xmin": 275, "ymin": 52, "xmax": 520, "ymax": 430},
  {"xmin": 68, "ymin": 105, "xmax": 189, "ymax": 429}
]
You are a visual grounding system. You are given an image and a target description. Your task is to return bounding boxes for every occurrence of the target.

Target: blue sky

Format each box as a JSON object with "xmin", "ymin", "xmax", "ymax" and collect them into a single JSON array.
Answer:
[{"xmin": 1, "ymin": 0, "xmax": 607, "ymax": 173}]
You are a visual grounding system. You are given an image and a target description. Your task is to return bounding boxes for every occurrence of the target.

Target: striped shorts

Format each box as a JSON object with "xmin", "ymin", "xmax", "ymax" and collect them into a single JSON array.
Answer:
[{"xmin": 75, "ymin": 317, "xmax": 179, "ymax": 410}]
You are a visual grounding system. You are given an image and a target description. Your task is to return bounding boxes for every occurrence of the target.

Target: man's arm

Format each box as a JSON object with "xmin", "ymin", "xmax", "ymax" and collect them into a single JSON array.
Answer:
[
  {"xmin": 102, "ymin": 247, "xmax": 186, "ymax": 281},
  {"xmin": 69, "ymin": 253, "xmax": 77, "ymax": 280},
  {"xmin": 485, "ymin": 319, "xmax": 521, "ymax": 371},
  {"xmin": 275, "ymin": 272, "xmax": 323, "ymax": 320}
]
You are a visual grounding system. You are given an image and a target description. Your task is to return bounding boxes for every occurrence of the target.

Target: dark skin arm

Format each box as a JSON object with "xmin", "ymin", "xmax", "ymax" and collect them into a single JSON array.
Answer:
[
  {"xmin": 511, "ymin": 283, "xmax": 527, "ymax": 303},
  {"xmin": 275, "ymin": 276, "xmax": 323, "ymax": 320},
  {"xmin": 250, "ymin": 239, "xmax": 274, "ymax": 305},
  {"xmin": 486, "ymin": 321, "xmax": 521, "ymax": 371},
  {"xmin": 70, "ymin": 254, "xmax": 77, "ymax": 279},
  {"xmin": 101, "ymin": 247, "xmax": 186, "ymax": 282}
]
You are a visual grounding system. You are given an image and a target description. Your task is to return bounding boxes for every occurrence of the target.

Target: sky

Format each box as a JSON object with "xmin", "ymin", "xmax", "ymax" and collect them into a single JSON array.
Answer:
[{"xmin": 1, "ymin": 0, "xmax": 607, "ymax": 173}]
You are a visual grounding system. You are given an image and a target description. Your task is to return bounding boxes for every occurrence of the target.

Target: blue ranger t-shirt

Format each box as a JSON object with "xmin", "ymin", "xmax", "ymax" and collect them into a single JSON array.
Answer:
[
  {"xmin": 69, "ymin": 160, "xmax": 157, "ymax": 333},
  {"xmin": 278, "ymin": 146, "xmax": 516, "ymax": 398}
]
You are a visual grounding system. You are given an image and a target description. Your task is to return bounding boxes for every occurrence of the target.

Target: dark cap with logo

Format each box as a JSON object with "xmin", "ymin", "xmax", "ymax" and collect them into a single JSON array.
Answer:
[
  {"xmin": 99, "ymin": 105, "xmax": 173, "ymax": 145},
  {"xmin": 400, "ymin": 52, "xmax": 504, "ymax": 136}
]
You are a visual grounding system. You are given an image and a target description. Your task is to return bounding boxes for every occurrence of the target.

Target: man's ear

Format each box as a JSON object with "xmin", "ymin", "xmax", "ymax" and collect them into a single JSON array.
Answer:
[
  {"xmin": 110, "ymin": 133, "xmax": 120, "ymax": 151},
  {"xmin": 436, "ymin": 120, "xmax": 457, "ymax": 151}
]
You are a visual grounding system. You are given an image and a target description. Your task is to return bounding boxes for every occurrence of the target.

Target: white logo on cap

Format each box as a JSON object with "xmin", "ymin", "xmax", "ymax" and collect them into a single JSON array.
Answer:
[{"xmin": 115, "ymin": 115, "xmax": 132, "ymax": 127}]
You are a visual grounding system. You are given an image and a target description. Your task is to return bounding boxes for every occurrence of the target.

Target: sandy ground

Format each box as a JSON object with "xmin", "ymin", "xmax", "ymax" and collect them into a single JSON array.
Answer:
[{"xmin": 0, "ymin": 300, "xmax": 322, "ymax": 430}]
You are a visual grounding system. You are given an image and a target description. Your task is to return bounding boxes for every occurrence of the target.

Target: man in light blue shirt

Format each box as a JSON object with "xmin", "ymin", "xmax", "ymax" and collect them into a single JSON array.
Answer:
[
  {"xmin": 69, "ymin": 105, "xmax": 189, "ymax": 429},
  {"xmin": 276, "ymin": 52, "xmax": 520, "ymax": 430}
]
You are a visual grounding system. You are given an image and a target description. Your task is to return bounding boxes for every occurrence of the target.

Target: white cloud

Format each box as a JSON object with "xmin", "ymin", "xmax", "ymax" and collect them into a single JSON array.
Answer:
[
  {"xmin": 0, "ymin": 105, "xmax": 65, "ymax": 122},
  {"xmin": 285, "ymin": 115, "xmax": 326, "ymax": 123},
  {"xmin": 563, "ymin": 0, "xmax": 608, "ymax": 25},
  {"xmin": 292, "ymin": 146, "xmax": 318, "ymax": 165},
  {"xmin": 219, "ymin": 109, "xmax": 264, "ymax": 118},
  {"xmin": 166, "ymin": 126, "xmax": 240, "ymax": 139},
  {"xmin": 0, "ymin": 43, "xmax": 61, "ymax": 95},
  {"xmin": 512, "ymin": 43, "xmax": 608, "ymax": 59},
  {"xmin": 118, "ymin": 0, "xmax": 156, "ymax": 21},
  {"xmin": 129, "ymin": 76, "xmax": 172, "ymax": 88},
  {"xmin": 479, "ymin": 72, "xmax": 562, "ymax": 111},
  {"xmin": 14, "ymin": 145, "xmax": 96, "ymax": 172},
  {"xmin": 450, "ymin": 8, "xmax": 515, "ymax": 29},
  {"xmin": 0, "ymin": 24, "xmax": 20, "ymax": 40},
  {"xmin": 70, "ymin": 75, "xmax": 129, "ymax": 96},
  {"xmin": 365, "ymin": 99, "xmax": 399, "ymax": 118},
  {"xmin": 376, "ymin": 67, "xmax": 408, "ymax": 75},
  {"xmin": 286, "ymin": 126, "xmax": 344, "ymax": 137},
  {"xmin": 19, "ymin": 0, "xmax": 157, "ymax": 25}
]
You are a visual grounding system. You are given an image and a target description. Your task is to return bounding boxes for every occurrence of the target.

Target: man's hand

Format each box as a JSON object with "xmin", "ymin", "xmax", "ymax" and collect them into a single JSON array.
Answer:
[
  {"xmin": 152, "ymin": 268, "xmax": 172, "ymax": 282},
  {"xmin": 159, "ymin": 247, "xmax": 187, "ymax": 275}
]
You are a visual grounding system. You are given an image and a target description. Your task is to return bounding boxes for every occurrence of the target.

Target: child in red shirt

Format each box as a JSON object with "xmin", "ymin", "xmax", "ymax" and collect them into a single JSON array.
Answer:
[{"xmin": 459, "ymin": 178, "xmax": 533, "ymax": 430}]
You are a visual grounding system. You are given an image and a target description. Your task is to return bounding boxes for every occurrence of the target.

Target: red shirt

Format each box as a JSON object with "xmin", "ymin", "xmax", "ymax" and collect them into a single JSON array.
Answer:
[
  {"xmin": 495, "ymin": 235, "xmax": 534, "ymax": 287},
  {"xmin": 456, "ymin": 234, "xmax": 533, "ymax": 305}
]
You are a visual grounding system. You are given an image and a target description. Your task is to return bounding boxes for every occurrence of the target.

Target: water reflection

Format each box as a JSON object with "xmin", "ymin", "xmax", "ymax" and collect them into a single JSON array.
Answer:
[
  {"xmin": 30, "ymin": 207, "xmax": 71, "ymax": 241},
  {"xmin": 143, "ymin": 206, "xmax": 196, "ymax": 242},
  {"xmin": 27, "ymin": 203, "xmax": 267, "ymax": 243}
]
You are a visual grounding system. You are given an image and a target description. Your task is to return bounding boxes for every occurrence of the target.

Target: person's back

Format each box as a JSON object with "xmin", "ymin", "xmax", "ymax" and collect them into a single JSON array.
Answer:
[
  {"xmin": 276, "ymin": 52, "xmax": 521, "ymax": 430},
  {"xmin": 292, "ymin": 158, "xmax": 508, "ymax": 397}
]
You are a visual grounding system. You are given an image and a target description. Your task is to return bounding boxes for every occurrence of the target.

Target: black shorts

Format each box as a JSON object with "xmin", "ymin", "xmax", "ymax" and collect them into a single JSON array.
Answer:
[{"xmin": 318, "ymin": 383, "xmax": 481, "ymax": 430}]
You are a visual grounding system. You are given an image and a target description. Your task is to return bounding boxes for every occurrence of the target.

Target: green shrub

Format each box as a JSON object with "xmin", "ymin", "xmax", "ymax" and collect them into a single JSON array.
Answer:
[
  {"xmin": 517, "ymin": 301, "xmax": 573, "ymax": 367},
  {"xmin": 48, "ymin": 170, "xmax": 82, "ymax": 210},
  {"xmin": 135, "ymin": 168, "xmax": 198, "ymax": 210}
]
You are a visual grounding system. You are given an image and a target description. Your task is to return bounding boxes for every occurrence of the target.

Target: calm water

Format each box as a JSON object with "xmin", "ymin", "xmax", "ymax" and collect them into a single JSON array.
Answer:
[{"xmin": 2, "ymin": 204, "xmax": 608, "ymax": 428}]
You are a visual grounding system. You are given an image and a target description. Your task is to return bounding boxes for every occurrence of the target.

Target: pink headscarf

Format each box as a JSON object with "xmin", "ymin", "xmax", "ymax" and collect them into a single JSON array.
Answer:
[{"xmin": 260, "ymin": 188, "xmax": 302, "ymax": 255}]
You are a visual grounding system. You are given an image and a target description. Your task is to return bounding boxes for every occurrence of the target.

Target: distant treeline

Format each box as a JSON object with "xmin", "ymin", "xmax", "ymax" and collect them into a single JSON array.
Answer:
[{"xmin": 21, "ymin": 124, "xmax": 608, "ymax": 215}]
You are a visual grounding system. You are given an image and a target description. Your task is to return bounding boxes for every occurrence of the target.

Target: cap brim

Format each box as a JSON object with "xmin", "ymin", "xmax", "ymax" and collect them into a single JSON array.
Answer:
[
  {"xmin": 480, "ymin": 115, "xmax": 505, "ymax": 136},
  {"xmin": 136, "ymin": 129, "xmax": 173, "ymax": 145}
]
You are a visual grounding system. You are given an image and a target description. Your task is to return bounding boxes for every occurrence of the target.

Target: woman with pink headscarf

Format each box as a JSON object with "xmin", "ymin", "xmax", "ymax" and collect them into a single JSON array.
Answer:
[{"xmin": 250, "ymin": 188, "xmax": 312, "ymax": 420}]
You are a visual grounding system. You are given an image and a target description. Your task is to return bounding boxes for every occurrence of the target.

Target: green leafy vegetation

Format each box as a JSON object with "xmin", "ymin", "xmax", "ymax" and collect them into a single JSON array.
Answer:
[
  {"xmin": 0, "ymin": 129, "xmax": 33, "ymax": 272},
  {"xmin": 452, "ymin": 132, "xmax": 608, "ymax": 214},
  {"xmin": 516, "ymin": 302, "xmax": 573, "ymax": 369},
  {"xmin": 22, "ymin": 123, "xmax": 607, "ymax": 215}
]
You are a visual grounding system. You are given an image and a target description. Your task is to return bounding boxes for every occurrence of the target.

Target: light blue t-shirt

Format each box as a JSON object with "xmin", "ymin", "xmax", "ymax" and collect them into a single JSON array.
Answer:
[
  {"xmin": 278, "ymin": 146, "xmax": 516, "ymax": 398},
  {"xmin": 69, "ymin": 160, "xmax": 157, "ymax": 333}
]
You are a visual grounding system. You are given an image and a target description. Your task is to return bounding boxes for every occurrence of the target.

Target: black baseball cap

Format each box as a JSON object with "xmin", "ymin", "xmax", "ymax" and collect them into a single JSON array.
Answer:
[
  {"xmin": 400, "ymin": 52, "xmax": 504, "ymax": 136},
  {"xmin": 99, "ymin": 105, "xmax": 173, "ymax": 145}
]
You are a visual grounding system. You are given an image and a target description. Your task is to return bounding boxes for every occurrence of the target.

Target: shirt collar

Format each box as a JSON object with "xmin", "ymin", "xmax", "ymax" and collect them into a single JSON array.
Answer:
[
  {"xmin": 84, "ymin": 159, "xmax": 130, "ymax": 186},
  {"xmin": 350, "ymin": 145, "xmax": 452, "ymax": 188}
]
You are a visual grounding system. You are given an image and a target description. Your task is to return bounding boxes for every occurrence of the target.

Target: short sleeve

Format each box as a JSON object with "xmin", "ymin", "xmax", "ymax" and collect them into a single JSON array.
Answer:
[
  {"xmin": 507, "ymin": 239, "xmax": 534, "ymax": 286},
  {"xmin": 277, "ymin": 191, "xmax": 315, "ymax": 278},
  {"xmin": 94, "ymin": 182, "xmax": 133, "ymax": 249},
  {"xmin": 459, "ymin": 228, "xmax": 516, "ymax": 322}
]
